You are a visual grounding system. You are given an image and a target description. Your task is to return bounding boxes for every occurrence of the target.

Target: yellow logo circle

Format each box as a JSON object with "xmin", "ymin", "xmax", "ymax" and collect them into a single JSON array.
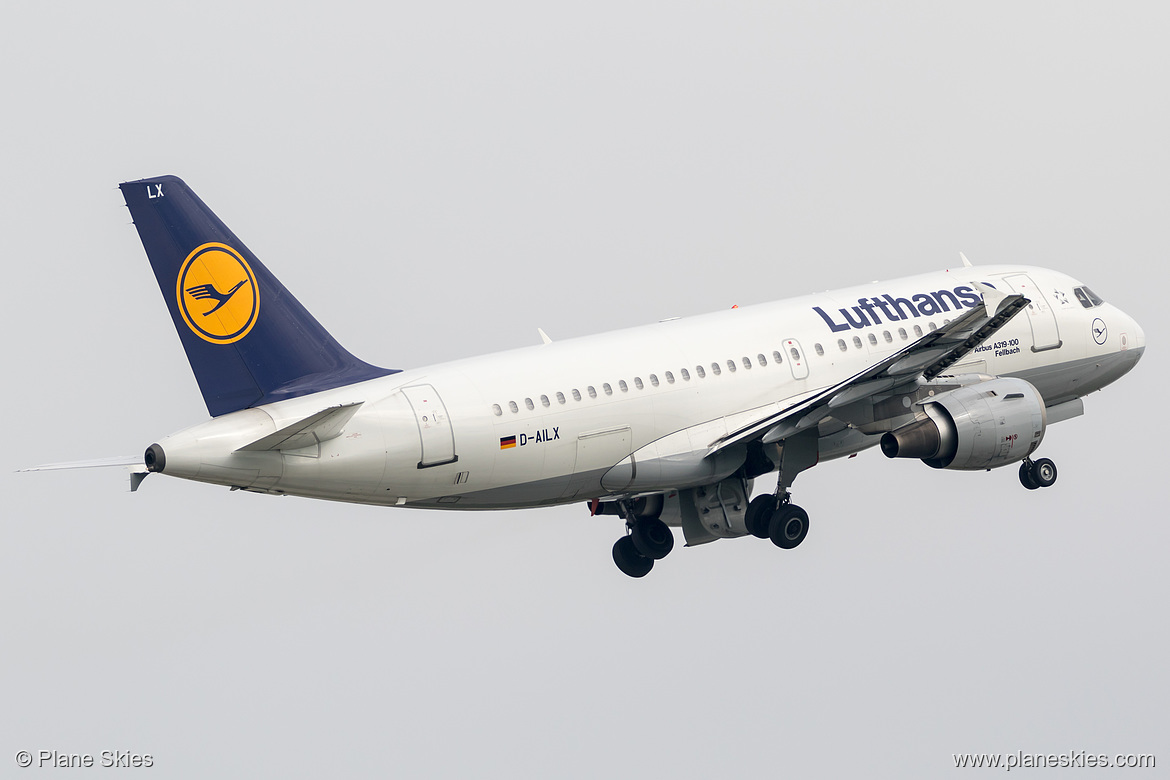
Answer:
[{"xmin": 176, "ymin": 243, "xmax": 259, "ymax": 344}]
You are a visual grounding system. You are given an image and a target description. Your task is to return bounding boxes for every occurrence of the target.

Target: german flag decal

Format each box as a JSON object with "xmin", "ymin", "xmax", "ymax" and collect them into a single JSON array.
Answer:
[{"xmin": 500, "ymin": 435, "xmax": 517, "ymax": 450}]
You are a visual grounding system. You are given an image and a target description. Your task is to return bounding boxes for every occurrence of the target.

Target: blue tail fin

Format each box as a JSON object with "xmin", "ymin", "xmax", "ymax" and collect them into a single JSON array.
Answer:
[{"xmin": 121, "ymin": 175, "xmax": 397, "ymax": 417}]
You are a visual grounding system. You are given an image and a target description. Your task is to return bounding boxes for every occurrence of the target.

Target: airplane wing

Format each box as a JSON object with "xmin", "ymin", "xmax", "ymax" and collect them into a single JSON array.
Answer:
[{"xmin": 708, "ymin": 286, "xmax": 1031, "ymax": 454}]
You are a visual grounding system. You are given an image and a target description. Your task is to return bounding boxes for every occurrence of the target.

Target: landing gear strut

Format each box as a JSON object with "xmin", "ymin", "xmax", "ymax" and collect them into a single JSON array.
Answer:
[
  {"xmin": 745, "ymin": 428, "xmax": 817, "ymax": 550},
  {"xmin": 1019, "ymin": 457, "xmax": 1058, "ymax": 490}
]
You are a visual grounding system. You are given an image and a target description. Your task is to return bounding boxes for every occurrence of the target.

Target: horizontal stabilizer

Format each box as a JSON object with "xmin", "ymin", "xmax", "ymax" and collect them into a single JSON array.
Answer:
[
  {"xmin": 235, "ymin": 403, "xmax": 363, "ymax": 452},
  {"xmin": 18, "ymin": 456, "xmax": 150, "ymax": 493},
  {"xmin": 19, "ymin": 455, "xmax": 143, "ymax": 472}
]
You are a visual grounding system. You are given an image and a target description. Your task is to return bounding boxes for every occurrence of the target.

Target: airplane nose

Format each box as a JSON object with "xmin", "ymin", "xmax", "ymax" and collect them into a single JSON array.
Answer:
[{"xmin": 1131, "ymin": 316, "xmax": 1146, "ymax": 351}]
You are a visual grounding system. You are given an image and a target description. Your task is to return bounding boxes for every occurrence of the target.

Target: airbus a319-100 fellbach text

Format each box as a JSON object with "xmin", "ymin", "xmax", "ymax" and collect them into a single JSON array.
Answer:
[{"xmin": 42, "ymin": 176, "xmax": 1148, "ymax": 577}]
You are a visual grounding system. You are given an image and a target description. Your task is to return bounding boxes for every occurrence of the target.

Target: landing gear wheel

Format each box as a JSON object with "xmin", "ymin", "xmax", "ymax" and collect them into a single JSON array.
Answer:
[
  {"xmin": 631, "ymin": 518, "xmax": 674, "ymax": 560},
  {"xmin": 1031, "ymin": 457, "xmax": 1057, "ymax": 488},
  {"xmin": 1019, "ymin": 461, "xmax": 1040, "ymax": 490},
  {"xmin": 769, "ymin": 504, "xmax": 809, "ymax": 549},
  {"xmin": 613, "ymin": 536, "xmax": 653, "ymax": 578},
  {"xmin": 745, "ymin": 494, "xmax": 778, "ymax": 539}
]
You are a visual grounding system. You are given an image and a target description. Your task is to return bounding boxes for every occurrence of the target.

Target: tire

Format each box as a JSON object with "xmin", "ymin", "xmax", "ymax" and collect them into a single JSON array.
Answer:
[
  {"xmin": 1031, "ymin": 457, "xmax": 1057, "ymax": 488},
  {"xmin": 613, "ymin": 536, "xmax": 653, "ymax": 578},
  {"xmin": 1019, "ymin": 461, "xmax": 1040, "ymax": 490},
  {"xmin": 631, "ymin": 518, "xmax": 675, "ymax": 560},
  {"xmin": 745, "ymin": 494, "xmax": 778, "ymax": 539},
  {"xmin": 769, "ymin": 504, "xmax": 809, "ymax": 549}
]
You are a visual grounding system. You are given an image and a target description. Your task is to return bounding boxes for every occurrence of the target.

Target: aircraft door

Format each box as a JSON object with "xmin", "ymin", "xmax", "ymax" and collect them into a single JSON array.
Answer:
[
  {"xmin": 400, "ymin": 384, "xmax": 458, "ymax": 468},
  {"xmin": 1000, "ymin": 274, "xmax": 1062, "ymax": 352},
  {"xmin": 783, "ymin": 339, "xmax": 809, "ymax": 380}
]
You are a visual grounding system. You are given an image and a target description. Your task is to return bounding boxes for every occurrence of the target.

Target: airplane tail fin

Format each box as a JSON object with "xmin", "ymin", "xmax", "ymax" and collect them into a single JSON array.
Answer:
[{"xmin": 120, "ymin": 175, "xmax": 397, "ymax": 417}]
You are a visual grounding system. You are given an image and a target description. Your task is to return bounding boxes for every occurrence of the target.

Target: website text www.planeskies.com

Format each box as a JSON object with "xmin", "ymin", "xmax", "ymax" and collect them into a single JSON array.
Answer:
[{"xmin": 953, "ymin": 750, "xmax": 1155, "ymax": 771}]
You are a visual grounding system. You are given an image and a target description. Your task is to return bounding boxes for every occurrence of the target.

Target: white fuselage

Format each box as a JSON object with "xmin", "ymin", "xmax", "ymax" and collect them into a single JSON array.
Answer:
[{"xmin": 152, "ymin": 265, "xmax": 1144, "ymax": 509}]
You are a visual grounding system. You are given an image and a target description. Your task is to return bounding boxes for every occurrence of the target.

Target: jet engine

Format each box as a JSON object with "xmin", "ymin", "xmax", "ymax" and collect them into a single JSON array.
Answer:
[{"xmin": 880, "ymin": 377, "xmax": 1046, "ymax": 470}]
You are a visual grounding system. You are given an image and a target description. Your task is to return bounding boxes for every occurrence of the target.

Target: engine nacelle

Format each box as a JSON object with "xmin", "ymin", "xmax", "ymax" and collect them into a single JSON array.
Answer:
[{"xmin": 880, "ymin": 377, "xmax": 1046, "ymax": 470}]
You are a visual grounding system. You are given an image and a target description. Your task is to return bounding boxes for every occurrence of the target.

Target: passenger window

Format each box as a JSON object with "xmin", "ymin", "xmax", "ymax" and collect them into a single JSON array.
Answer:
[
  {"xmin": 555, "ymin": 392, "xmax": 566, "ymax": 404},
  {"xmin": 898, "ymin": 327, "xmax": 907, "ymax": 340},
  {"xmin": 853, "ymin": 336, "xmax": 862, "ymax": 349},
  {"xmin": 772, "ymin": 350, "xmax": 783, "ymax": 364},
  {"xmin": 650, "ymin": 374, "xmax": 660, "ymax": 387},
  {"xmin": 681, "ymin": 368, "xmax": 691, "ymax": 380},
  {"xmin": 665, "ymin": 371, "xmax": 675, "ymax": 384},
  {"xmin": 509, "ymin": 400, "xmax": 519, "ymax": 413},
  {"xmin": 587, "ymin": 386, "xmax": 597, "ymax": 398},
  {"xmin": 742, "ymin": 357, "xmax": 752, "ymax": 370},
  {"xmin": 540, "ymin": 394, "xmax": 550, "ymax": 407},
  {"xmin": 913, "ymin": 325, "xmax": 922, "ymax": 338},
  {"xmin": 790, "ymin": 347, "xmax": 800, "ymax": 362},
  {"xmin": 603, "ymin": 383, "xmax": 613, "ymax": 396},
  {"xmin": 726, "ymin": 360, "xmax": 736, "ymax": 373},
  {"xmin": 814, "ymin": 343, "xmax": 825, "ymax": 356},
  {"xmin": 492, "ymin": 404, "xmax": 503, "ymax": 416},
  {"xmin": 696, "ymin": 365, "xmax": 706, "ymax": 378},
  {"xmin": 837, "ymin": 339, "xmax": 847, "ymax": 352},
  {"xmin": 757, "ymin": 353, "xmax": 767, "ymax": 366},
  {"xmin": 868, "ymin": 333, "xmax": 878, "ymax": 346},
  {"xmin": 619, "ymin": 380, "xmax": 629, "ymax": 392},
  {"xmin": 928, "ymin": 321, "xmax": 937, "ymax": 331},
  {"xmin": 571, "ymin": 389, "xmax": 582, "ymax": 401},
  {"xmin": 524, "ymin": 397, "xmax": 534, "ymax": 410},
  {"xmin": 634, "ymin": 377, "xmax": 644, "ymax": 390},
  {"xmin": 711, "ymin": 362, "xmax": 722, "ymax": 376},
  {"xmin": 883, "ymin": 330, "xmax": 893, "ymax": 343}
]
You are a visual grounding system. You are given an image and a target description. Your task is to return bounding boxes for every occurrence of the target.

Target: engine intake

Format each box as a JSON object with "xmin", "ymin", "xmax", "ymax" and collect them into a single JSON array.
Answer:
[{"xmin": 881, "ymin": 377, "xmax": 1046, "ymax": 471}]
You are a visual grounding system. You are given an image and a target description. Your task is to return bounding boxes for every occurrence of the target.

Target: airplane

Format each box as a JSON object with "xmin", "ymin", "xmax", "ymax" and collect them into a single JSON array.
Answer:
[{"xmin": 31, "ymin": 175, "xmax": 1146, "ymax": 577}]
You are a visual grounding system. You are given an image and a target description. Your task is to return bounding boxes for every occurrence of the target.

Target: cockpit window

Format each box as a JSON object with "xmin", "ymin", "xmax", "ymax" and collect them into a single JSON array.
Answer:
[{"xmin": 1074, "ymin": 286, "xmax": 1104, "ymax": 308}]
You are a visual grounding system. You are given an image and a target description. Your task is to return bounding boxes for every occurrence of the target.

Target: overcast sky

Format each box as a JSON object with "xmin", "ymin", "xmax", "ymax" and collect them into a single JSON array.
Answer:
[{"xmin": 3, "ymin": 2, "xmax": 1166, "ymax": 777}]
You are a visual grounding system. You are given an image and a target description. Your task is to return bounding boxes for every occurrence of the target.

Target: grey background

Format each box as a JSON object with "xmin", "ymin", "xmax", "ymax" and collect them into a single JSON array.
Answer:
[{"xmin": 3, "ymin": 2, "xmax": 1165, "ymax": 777}]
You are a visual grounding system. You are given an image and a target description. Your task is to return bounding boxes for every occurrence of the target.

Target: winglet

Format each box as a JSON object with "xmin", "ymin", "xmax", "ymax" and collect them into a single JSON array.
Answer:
[
  {"xmin": 129, "ymin": 468, "xmax": 150, "ymax": 492},
  {"xmin": 973, "ymin": 281, "xmax": 1009, "ymax": 317},
  {"xmin": 538, "ymin": 328, "xmax": 552, "ymax": 345},
  {"xmin": 960, "ymin": 252, "xmax": 973, "ymax": 268}
]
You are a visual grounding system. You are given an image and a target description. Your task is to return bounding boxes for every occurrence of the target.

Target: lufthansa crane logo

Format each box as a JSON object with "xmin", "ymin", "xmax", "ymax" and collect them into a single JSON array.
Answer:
[
  {"xmin": 176, "ymin": 243, "xmax": 259, "ymax": 344},
  {"xmin": 1092, "ymin": 317, "xmax": 1108, "ymax": 345}
]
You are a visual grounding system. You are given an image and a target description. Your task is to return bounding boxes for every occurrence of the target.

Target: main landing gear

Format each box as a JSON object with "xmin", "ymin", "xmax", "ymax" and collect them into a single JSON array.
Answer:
[
  {"xmin": 742, "ymin": 427, "xmax": 816, "ymax": 551},
  {"xmin": 1019, "ymin": 457, "xmax": 1058, "ymax": 490},
  {"xmin": 611, "ymin": 508, "xmax": 675, "ymax": 578},
  {"xmin": 745, "ymin": 493, "xmax": 810, "ymax": 549}
]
